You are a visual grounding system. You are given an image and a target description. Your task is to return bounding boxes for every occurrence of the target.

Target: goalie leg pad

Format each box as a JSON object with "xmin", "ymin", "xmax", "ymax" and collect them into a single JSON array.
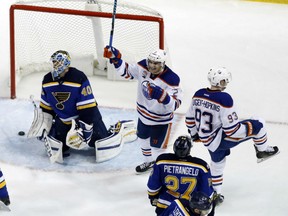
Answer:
[
  {"xmin": 43, "ymin": 131, "xmax": 63, "ymax": 164},
  {"xmin": 121, "ymin": 120, "xmax": 137, "ymax": 143},
  {"xmin": 95, "ymin": 125, "xmax": 124, "ymax": 163},
  {"xmin": 27, "ymin": 108, "xmax": 53, "ymax": 138}
]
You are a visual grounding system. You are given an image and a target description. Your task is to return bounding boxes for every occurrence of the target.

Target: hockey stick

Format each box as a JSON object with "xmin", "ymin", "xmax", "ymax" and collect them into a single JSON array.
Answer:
[
  {"xmin": 109, "ymin": 0, "xmax": 118, "ymax": 47},
  {"xmin": 30, "ymin": 94, "xmax": 37, "ymax": 109}
]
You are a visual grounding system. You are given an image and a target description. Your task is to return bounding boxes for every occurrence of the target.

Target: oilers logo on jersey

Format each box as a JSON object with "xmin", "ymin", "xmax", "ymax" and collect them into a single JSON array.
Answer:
[{"xmin": 141, "ymin": 81, "xmax": 152, "ymax": 100}]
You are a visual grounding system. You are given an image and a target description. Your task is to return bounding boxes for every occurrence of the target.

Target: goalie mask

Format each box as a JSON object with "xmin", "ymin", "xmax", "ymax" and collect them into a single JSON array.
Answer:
[
  {"xmin": 173, "ymin": 135, "xmax": 192, "ymax": 158},
  {"xmin": 207, "ymin": 67, "xmax": 232, "ymax": 90},
  {"xmin": 50, "ymin": 50, "xmax": 71, "ymax": 80},
  {"xmin": 147, "ymin": 49, "xmax": 167, "ymax": 75}
]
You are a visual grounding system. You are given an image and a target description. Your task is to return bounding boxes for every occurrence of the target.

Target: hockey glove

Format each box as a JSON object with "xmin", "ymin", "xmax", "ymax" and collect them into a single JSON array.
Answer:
[
  {"xmin": 191, "ymin": 133, "xmax": 201, "ymax": 142},
  {"xmin": 66, "ymin": 119, "xmax": 93, "ymax": 150},
  {"xmin": 244, "ymin": 120, "xmax": 263, "ymax": 136},
  {"xmin": 103, "ymin": 45, "xmax": 122, "ymax": 68},
  {"xmin": 148, "ymin": 193, "xmax": 159, "ymax": 207},
  {"xmin": 150, "ymin": 198, "xmax": 158, "ymax": 207},
  {"xmin": 148, "ymin": 83, "xmax": 171, "ymax": 105}
]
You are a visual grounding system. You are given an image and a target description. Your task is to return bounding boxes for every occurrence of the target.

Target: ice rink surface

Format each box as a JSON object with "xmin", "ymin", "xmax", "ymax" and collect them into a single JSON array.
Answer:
[{"xmin": 1, "ymin": 0, "xmax": 288, "ymax": 215}]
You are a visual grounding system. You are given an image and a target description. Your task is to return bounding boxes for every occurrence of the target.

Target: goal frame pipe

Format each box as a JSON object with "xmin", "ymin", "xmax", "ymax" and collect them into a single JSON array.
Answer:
[{"xmin": 9, "ymin": 4, "xmax": 164, "ymax": 99}]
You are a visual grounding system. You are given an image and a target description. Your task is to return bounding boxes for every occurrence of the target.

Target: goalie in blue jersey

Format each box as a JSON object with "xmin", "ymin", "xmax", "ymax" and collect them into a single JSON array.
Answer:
[
  {"xmin": 0, "ymin": 168, "xmax": 10, "ymax": 208},
  {"xmin": 27, "ymin": 50, "xmax": 136, "ymax": 163},
  {"xmin": 147, "ymin": 135, "xmax": 215, "ymax": 215}
]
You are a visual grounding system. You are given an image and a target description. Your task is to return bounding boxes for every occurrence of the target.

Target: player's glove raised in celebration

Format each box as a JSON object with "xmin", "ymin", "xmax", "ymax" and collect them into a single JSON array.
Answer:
[
  {"xmin": 148, "ymin": 83, "xmax": 171, "ymax": 105},
  {"xmin": 103, "ymin": 45, "xmax": 122, "ymax": 68},
  {"xmin": 243, "ymin": 120, "xmax": 263, "ymax": 136},
  {"xmin": 66, "ymin": 119, "xmax": 93, "ymax": 150}
]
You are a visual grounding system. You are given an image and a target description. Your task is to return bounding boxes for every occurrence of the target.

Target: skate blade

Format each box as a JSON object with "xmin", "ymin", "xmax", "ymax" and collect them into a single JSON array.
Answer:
[
  {"xmin": 0, "ymin": 201, "xmax": 11, "ymax": 212},
  {"xmin": 257, "ymin": 150, "xmax": 280, "ymax": 163},
  {"xmin": 135, "ymin": 168, "xmax": 153, "ymax": 175},
  {"xmin": 215, "ymin": 200, "xmax": 224, "ymax": 207}
]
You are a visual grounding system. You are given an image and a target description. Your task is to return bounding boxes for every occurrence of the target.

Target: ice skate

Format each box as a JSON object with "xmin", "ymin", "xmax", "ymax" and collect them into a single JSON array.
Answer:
[
  {"xmin": 255, "ymin": 146, "xmax": 279, "ymax": 163},
  {"xmin": 0, "ymin": 197, "xmax": 11, "ymax": 212},
  {"xmin": 214, "ymin": 193, "xmax": 224, "ymax": 206},
  {"xmin": 135, "ymin": 161, "xmax": 155, "ymax": 174}
]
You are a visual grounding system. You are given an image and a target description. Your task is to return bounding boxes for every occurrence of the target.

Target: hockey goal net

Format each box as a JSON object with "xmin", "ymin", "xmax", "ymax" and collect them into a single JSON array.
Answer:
[{"xmin": 10, "ymin": 0, "xmax": 166, "ymax": 99}]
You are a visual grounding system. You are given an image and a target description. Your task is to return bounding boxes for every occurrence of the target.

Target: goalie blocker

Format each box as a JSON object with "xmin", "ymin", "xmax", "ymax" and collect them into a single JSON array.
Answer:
[{"xmin": 28, "ymin": 108, "xmax": 137, "ymax": 163}]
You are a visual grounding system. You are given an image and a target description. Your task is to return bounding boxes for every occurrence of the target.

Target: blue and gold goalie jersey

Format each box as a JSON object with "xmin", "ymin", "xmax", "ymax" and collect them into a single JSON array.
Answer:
[
  {"xmin": 40, "ymin": 67, "xmax": 97, "ymax": 124},
  {"xmin": 147, "ymin": 153, "xmax": 214, "ymax": 210}
]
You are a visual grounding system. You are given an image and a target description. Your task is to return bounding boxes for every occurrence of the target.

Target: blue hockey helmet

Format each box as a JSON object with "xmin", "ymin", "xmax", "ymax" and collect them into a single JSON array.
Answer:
[
  {"xmin": 189, "ymin": 191, "xmax": 212, "ymax": 213},
  {"xmin": 50, "ymin": 50, "xmax": 71, "ymax": 80},
  {"xmin": 173, "ymin": 135, "xmax": 192, "ymax": 158}
]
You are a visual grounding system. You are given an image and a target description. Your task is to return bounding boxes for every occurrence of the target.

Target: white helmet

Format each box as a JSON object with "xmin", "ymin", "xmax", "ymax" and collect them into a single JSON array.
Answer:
[
  {"xmin": 147, "ymin": 49, "xmax": 167, "ymax": 74},
  {"xmin": 207, "ymin": 67, "xmax": 232, "ymax": 87},
  {"xmin": 147, "ymin": 49, "xmax": 167, "ymax": 64}
]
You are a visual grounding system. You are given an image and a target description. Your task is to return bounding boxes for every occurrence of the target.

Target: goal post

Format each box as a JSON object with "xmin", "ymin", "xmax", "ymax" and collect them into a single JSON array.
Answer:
[{"xmin": 9, "ymin": 0, "xmax": 166, "ymax": 99}]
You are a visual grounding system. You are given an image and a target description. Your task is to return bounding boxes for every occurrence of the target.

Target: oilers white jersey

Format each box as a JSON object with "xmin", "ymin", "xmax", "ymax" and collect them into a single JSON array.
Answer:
[
  {"xmin": 116, "ymin": 59, "xmax": 183, "ymax": 125},
  {"xmin": 185, "ymin": 88, "xmax": 248, "ymax": 152}
]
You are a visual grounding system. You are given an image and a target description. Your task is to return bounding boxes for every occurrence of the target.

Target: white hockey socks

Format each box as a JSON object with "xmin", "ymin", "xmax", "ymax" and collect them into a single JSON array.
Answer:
[
  {"xmin": 138, "ymin": 138, "xmax": 153, "ymax": 163},
  {"xmin": 210, "ymin": 158, "xmax": 226, "ymax": 194}
]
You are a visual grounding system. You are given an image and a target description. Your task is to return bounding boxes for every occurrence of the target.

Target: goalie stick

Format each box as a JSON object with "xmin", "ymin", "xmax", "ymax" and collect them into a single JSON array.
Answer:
[
  {"xmin": 109, "ymin": 0, "xmax": 118, "ymax": 47},
  {"xmin": 29, "ymin": 94, "xmax": 37, "ymax": 109},
  {"xmin": 0, "ymin": 200, "xmax": 11, "ymax": 212}
]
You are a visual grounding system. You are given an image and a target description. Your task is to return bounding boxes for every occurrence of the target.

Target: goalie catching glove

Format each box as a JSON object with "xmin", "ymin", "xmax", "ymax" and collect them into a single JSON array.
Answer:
[
  {"xmin": 103, "ymin": 45, "xmax": 122, "ymax": 68},
  {"xmin": 66, "ymin": 119, "xmax": 93, "ymax": 150}
]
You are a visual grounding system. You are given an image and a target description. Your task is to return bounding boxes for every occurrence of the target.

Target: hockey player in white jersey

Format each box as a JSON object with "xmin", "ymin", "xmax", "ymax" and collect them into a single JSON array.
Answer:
[
  {"xmin": 185, "ymin": 67, "xmax": 279, "ymax": 205},
  {"xmin": 104, "ymin": 46, "xmax": 183, "ymax": 174}
]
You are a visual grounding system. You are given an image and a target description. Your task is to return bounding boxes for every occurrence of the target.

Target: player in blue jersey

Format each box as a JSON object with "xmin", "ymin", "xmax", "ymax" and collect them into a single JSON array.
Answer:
[
  {"xmin": 160, "ymin": 191, "xmax": 213, "ymax": 216},
  {"xmin": 104, "ymin": 46, "xmax": 183, "ymax": 173},
  {"xmin": 147, "ymin": 135, "xmax": 215, "ymax": 215},
  {"xmin": 28, "ymin": 50, "xmax": 136, "ymax": 163},
  {"xmin": 185, "ymin": 67, "xmax": 279, "ymax": 205},
  {"xmin": 0, "ymin": 168, "xmax": 10, "ymax": 207}
]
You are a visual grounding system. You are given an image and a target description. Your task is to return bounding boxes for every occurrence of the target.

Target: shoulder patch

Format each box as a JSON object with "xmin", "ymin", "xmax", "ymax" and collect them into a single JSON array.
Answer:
[
  {"xmin": 138, "ymin": 59, "xmax": 148, "ymax": 70},
  {"xmin": 158, "ymin": 67, "xmax": 180, "ymax": 86}
]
